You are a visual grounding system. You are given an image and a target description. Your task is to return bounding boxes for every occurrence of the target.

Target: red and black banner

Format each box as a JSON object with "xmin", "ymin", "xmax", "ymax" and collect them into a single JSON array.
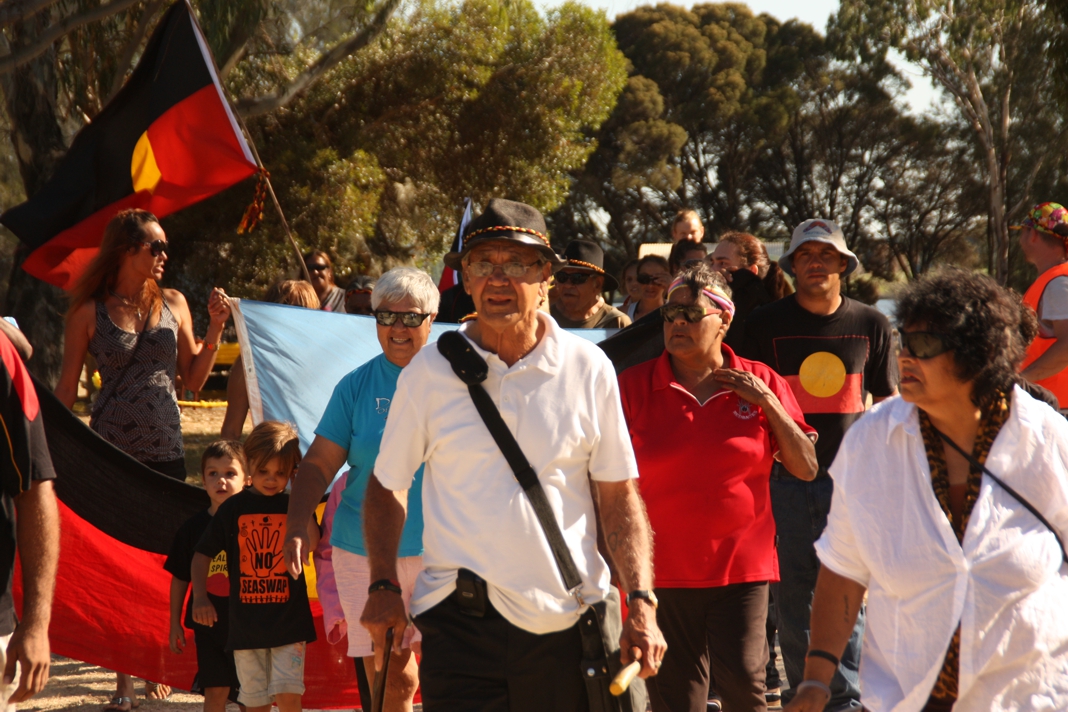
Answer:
[
  {"xmin": 1, "ymin": 0, "xmax": 257, "ymax": 290},
  {"xmin": 20, "ymin": 379, "xmax": 362, "ymax": 708}
]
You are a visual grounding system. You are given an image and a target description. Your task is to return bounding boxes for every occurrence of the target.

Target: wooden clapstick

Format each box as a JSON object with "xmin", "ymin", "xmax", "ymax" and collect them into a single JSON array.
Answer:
[{"xmin": 610, "ymin": 649, "xmax": 643, "ymax": 696}]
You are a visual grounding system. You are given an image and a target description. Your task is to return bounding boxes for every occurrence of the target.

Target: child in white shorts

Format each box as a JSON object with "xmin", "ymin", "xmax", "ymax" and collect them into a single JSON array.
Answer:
[{"xmin": 192, "ymin": 422, "xmax": 320, "ymax": 712}]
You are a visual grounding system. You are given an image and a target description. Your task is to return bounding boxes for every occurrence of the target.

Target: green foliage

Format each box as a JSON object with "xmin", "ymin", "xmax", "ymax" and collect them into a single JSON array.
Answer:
[
  {"xmin": 829, "ymin": 0, "xmax": 1068, "ymax": 285},
  {"xmin": 552, "ymin": 1, "xmax": 996, "ymax": 290},
  {"xmin": 160, "ymin": 0, "xmax": 626, "ymax": 322}
]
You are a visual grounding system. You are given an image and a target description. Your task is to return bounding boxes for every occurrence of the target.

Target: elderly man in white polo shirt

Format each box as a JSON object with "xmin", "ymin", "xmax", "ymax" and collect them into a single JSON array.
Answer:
[{"xmin": 359, "ymin": 199, "xmax": 666, "ymax": 711}]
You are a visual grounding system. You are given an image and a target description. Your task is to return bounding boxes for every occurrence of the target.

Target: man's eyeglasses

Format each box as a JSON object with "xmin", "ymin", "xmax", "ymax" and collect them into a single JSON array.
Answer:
[
  {"xmin": 142, "ymin": 239, "xmax": 168, "ymax": 257},
  {"xmin": 374, "ymin": 311, "xmax": 431, "ymax": 328},
  {"xmin": 554, "ymin": 272, "xmax": 594, "ymax": 285},
  {"xmin": 307, "ymin": 263, "xmax": 329, "ymax": 273},
  {"xmin": 638, "ymin": 273, "xmax": 665, "ymax": 285},
  {"xmin": 466, "ymin": 261, "xmax": 542, "ymax": 279},
  {"xmin": 661, "ymin": 304, "xmax": 722, "ymax": 323},
  {"xmin": 893, "ymin": 330, "xmax": 952, "ymax": 359}
]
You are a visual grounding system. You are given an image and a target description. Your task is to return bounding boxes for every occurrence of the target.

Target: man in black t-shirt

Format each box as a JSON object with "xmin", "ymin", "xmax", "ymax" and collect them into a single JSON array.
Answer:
[
  {"xmin": 0, "ymin": 332, "xmax": 59, "ymax": 708},
  {"xmin": 742, "ymin": 219, "xmax": 896, "ymax": 712}
]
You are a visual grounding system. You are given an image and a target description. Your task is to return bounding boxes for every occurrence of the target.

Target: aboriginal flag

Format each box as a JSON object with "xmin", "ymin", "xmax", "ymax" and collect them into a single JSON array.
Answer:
[
  {"xmin": 437, "ymin": 198, "xmax": 473, "ymax": 292},
  {"xmin": 0, "ymin": 0, "xmax": 258, "ymax": 289},
  {"xmin": 20, "ymin": 378, "xmax": 363, "ymax": 708}
]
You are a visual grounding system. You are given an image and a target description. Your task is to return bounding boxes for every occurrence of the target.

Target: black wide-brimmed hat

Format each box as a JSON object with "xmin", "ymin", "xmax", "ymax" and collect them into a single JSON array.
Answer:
[
  {"xmin": 559, "ymin": 239, "xmax": 617, "ymax": 292},
  {"xmin": 443, "ymin": 198, "xmax": 564, "ymax": 270}
]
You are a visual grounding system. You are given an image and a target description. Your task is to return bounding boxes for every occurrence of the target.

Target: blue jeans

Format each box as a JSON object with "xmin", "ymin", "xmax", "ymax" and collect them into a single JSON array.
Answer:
[{"xmin": 770, "ymin": 467, "xmax": 864, "ymax": 711}]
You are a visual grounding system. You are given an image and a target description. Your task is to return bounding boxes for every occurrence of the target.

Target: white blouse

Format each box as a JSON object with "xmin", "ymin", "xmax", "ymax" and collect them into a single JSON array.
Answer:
[{"xmin": 816, "ymin": 387, "xmax": 1068, "ymax": 712}]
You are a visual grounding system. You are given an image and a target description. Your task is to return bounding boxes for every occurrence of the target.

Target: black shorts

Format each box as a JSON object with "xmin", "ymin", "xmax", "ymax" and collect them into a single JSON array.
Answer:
[{"xmin": 192, "ymin": 625, "xmax": 240, "ymax": 693}]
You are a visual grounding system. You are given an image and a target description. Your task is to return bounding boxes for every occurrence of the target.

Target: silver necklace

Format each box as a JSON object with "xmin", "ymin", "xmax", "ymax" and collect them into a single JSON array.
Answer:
[{"xmin": 109, "ymin": 290, "xmax": 143, "ymax": 321}]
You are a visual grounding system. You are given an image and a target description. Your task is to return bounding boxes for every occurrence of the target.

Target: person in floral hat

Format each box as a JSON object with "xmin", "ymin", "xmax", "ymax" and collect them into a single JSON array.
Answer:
[{"xmin": 1014, "ymin": 202, "xmax": 1068, "ymax": 410}]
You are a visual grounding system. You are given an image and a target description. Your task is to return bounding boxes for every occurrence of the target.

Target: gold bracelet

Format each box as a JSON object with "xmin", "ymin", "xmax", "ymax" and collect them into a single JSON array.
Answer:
[{"xmin": 205, "ymin": 341, "xmax": 220, "ymax": 351}]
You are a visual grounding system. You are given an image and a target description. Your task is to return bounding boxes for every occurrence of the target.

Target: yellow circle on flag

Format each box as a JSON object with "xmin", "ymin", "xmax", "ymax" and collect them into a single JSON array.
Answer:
[{"xmin": 798, "ymin": 351, "xmax": 847, "ymax": 397}]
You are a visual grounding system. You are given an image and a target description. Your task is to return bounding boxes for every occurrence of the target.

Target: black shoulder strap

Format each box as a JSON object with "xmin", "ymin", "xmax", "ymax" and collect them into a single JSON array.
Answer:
[
  {"xmin": 931, "ymin": 424, "xmax": 1068, "ymax": 566},
  {"xmin": 437, "ymin": 331, "xmax": 584, "ymax": 594}
]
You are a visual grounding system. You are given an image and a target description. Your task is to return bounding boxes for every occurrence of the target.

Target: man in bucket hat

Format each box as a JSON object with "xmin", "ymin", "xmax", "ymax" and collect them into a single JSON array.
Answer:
[
  {"xmin": 551, "ymin": 239, "xmax": 632, "ymax": 329},
  {"xmin": 741, "ymin": 218, "xmax": 897, "ymax": 711},
  {"xmin": 1015, "ymin": 202, "xmax": 1068, "ymax": 410},
  {"xmin": 359, "ymin": 198, "xmax": 665, "ymax": 710}
]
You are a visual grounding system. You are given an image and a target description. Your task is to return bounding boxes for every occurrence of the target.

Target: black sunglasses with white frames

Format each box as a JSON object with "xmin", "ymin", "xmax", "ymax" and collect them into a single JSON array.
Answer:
[
  {"xmin": 374, "ymin": 311, "xmax": 432, "ymax": 328},
  {"xmin": 141, "ymin": 239, "xmax": 169, "ymax": 257},
  {"xmin": 893, "ymin": 330, "xmax": 953, "ymax": 360}
]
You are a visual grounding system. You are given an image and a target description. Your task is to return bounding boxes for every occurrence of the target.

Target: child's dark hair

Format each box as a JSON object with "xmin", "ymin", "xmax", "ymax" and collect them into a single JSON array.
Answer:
[
  {"xmin": 201, "ymin": 439, "xmax": 247, "ymax": 475},
  {"xmin": 243, "ymin": 421, "xmax": 301, "ymax": 477}
]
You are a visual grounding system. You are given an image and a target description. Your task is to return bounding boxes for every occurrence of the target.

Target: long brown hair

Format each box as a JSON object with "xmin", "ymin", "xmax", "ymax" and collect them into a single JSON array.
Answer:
[{"xmin": 67, "ymin": 209, "xmax": 163, "ymax": 320}]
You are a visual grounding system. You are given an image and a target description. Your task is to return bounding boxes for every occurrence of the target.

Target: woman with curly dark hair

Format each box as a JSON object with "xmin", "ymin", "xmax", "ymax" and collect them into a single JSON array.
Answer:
[{"xmin": 785, "ymin": 268, "xmax": 1068, "ymax": 712}]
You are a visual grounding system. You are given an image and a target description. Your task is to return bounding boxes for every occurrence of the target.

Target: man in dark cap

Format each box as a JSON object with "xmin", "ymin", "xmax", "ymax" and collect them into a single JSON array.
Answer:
[
  {"xmin": 551, "ymin": 239, "xmax": 631, "ymax": 329},
  {"xmin": 359, "ymin": 198, "xmax": 665, "ymax": 711}
]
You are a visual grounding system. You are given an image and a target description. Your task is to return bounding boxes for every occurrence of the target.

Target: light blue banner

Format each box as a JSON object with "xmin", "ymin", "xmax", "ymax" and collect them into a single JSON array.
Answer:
[{"xmin": 231, "ymin": 299, "xmax": 614, "ymax": 476}]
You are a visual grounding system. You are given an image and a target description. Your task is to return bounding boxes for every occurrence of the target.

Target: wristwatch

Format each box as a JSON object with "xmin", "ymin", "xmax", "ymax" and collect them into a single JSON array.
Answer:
[{"xmin": 625, "ymin": 589, "xmax": 658, "ymax": 609}]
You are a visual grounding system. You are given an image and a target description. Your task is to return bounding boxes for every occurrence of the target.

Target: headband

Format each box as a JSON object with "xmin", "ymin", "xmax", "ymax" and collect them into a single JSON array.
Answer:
[
  {"xmin": 667, "ymin": 277, "xmax": 736, "ymax": 319},
  {"xmin": 464, "ymin": 225, "xmax": 551, "ymax": 248}
]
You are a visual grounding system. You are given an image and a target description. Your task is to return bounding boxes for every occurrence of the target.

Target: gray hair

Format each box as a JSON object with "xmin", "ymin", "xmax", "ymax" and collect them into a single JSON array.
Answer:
[{"xmin": 371, "ymin": 267, "xmax": 441, "ymax": 313}]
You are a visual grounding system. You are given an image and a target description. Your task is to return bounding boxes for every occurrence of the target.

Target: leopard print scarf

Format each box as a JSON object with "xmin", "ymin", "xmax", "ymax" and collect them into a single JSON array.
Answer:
[{"xmin": 918, "ymin": 393, "xmax": 1010, "ymax": 709}]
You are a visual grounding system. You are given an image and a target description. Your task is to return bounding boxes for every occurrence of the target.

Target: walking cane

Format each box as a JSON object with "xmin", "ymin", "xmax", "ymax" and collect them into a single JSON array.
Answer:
[{"xmin": 371, "ymin": 627, "xmax": 394, "ymax": 712}]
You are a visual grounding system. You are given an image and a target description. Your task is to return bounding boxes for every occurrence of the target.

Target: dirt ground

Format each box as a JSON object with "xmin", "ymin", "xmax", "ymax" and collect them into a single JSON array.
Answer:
[{"xmin": 26, "ymin": 657, "xmax": 225, "ymax": 712}]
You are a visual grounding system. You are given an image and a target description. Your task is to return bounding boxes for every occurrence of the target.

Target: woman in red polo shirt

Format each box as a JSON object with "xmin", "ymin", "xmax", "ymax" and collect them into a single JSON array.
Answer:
[{"xmin": 619, "ymin": 262, "xmax": 818, "ymax": 712}]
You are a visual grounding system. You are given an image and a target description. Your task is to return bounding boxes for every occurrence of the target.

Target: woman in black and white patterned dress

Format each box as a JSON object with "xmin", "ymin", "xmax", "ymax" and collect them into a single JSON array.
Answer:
[{"xmin": 55, "ymin": 208, "xmax": 230, "ymax": 710}]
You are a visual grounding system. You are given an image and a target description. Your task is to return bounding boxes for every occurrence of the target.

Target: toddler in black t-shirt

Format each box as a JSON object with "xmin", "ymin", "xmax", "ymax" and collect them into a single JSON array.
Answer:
[
  {"xmin": 163, "ymin": 439, "xmax": 247, "ymax": 712},
  {"xmin": 192, "ymin": 422, "xmax": 319, "ymax": 712}
]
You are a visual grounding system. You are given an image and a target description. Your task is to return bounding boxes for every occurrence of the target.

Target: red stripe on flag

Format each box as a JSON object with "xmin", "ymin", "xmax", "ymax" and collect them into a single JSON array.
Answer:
[
  {"xmin": 14, "ymin": 500, "xmax": 364, "ymax": 709},
  {"xmin": 784, "ymin": 373, "xmax": 865, "ymax": 414},
  {"xmin": 22, "ymin": 194, "xmax": 150, "ymax": 289},
  {"xmin": 438, "ymin": 267, "xmax": 457, "ymax": 292},
  {"xmin": 146, "ymin": 84, "xmax": 257, "ymax": 206}
]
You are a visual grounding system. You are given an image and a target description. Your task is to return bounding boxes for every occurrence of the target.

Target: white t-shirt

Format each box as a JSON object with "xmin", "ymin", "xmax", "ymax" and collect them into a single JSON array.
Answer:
[
  {"xmin": 1037, "ymin": 275, "xmax": 1068, "ymax": 337},
  {"xmin": 374, "ymin": 313, "xmax": 639, "ymax": 634},
  {"xmin": 816, "ymin": 388, "xmax": 1068, "ymax": 712}
]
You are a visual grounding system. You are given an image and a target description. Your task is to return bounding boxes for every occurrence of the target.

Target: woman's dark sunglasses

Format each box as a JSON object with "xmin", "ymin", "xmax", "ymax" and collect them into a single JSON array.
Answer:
[
  {"xmin": 894, "ymin": 330, "xmax": 952, "ymax": 359},
  {"xmin": 374, "ymin": 311, "xmax": 431, "ymax": 328},
  {"xmin": 661, "ymin": 304, "xmax": 721, "ymax": 323},
  {"xmin": 637, "ymin": 273, "xmax": 663, "ymax": 285},
  {"xmin": 555, "ymin": 272, "xmax": 593, "ymax": 285},
  {"xmin": 142, "ymin": 239, "xmax": 168, "ymax": 257}
]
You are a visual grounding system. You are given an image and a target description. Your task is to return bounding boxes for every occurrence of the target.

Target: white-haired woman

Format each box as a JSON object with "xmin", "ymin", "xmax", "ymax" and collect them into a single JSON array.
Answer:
[{"xmin": 283, "ymin": 267, "xmax": 439, "ymax": 712}]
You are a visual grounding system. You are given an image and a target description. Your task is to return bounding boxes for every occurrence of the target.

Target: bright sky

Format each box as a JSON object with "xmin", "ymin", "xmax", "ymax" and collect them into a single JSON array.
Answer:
[{"xmin": 556, "ymin": 0, "xmax": 943, "ymax": 114}]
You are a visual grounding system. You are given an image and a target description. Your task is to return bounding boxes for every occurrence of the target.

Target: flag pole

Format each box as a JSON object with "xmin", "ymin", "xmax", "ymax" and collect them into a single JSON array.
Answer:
[
  {"xmin": 181, "ymin": 0, "xmax": 310, "ymax": 282},
  {"xmin": 232, "ymin": 122, "xmax": 311, "ymax": 283}
]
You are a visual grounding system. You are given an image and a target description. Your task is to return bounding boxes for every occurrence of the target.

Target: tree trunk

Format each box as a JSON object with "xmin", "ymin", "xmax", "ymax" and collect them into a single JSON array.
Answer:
[{"xmin": 2, "ymin": 15, "xmax": 69, "ymax": 387}]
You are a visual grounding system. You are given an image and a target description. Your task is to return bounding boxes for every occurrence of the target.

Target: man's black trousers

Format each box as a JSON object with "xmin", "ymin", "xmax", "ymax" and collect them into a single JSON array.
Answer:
[{"xmin": 414, "ymin": 595, "xmax": 589, "ymax": 712}]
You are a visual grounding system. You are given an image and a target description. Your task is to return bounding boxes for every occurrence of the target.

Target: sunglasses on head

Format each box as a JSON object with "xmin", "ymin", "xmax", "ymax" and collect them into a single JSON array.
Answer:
[
  {"xmin": 554, "ymin": 271, "xmax": 594, "ymax": 285},
  {"xmin": 893, "ymin": 330, "xmax": 952, "ymax": 359},
  {"xmin": 374, "ymin": 310, "xmax": 431, "ymax": 328},
  {"xmin": 142, "ymin": 239, "xmax": 168, "ymax": 257},
  {"xmin": 637, "ymin": 273, "xmax": 663, "ymax": 285},
  {"xmin": 661, "ymin": 303, "xmax": 722, "ymax": 323},
  {"xmin": 307, "ymin": 263, "xmax": 329, "ymax": 272}
]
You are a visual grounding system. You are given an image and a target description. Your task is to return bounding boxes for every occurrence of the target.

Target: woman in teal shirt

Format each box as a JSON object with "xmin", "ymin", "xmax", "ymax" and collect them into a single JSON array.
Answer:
[{"xmin": 284, "ymin": 267, "xmax": 438, "ymax": 711}]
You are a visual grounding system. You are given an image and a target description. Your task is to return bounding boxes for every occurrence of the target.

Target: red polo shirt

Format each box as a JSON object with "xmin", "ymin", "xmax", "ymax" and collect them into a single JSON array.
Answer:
[{"xmin": 619, "ymin": 346, "xmax": 814, "ymax": 588}]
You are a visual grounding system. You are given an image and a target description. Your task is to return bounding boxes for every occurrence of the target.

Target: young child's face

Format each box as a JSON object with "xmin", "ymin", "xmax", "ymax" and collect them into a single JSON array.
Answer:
[
  {"xmin": 249, "ymin": 456, "xmax": 292, "ymax": 496},
  {"xmin": 203, "ymin": 456, "xmax": 246, "ymax": 509}
]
